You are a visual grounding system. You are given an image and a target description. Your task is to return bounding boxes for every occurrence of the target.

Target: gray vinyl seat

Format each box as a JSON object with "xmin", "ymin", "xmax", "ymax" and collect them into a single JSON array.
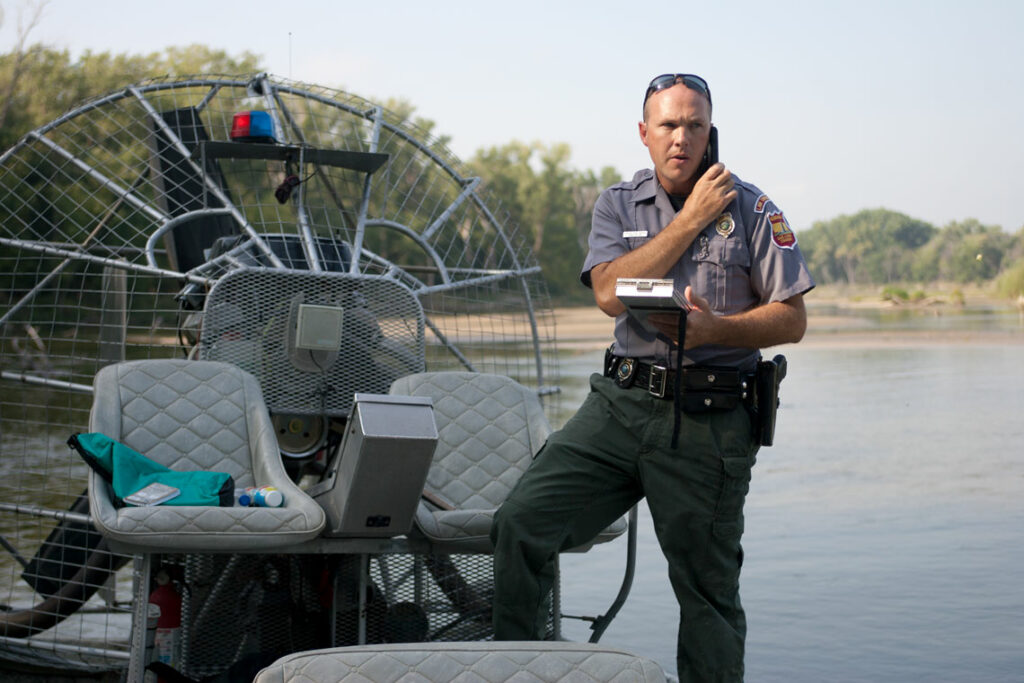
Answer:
[
  {"xmin": 87, "ymin": 359, "xmax": 325, "ymax": 552},
  {"xmin": 253, "ymin": 641, "xmax": 669, "ymax": 682},
  {"xmin": 389, "ymin": 371, "xmax": 626, "ymax": 553}
]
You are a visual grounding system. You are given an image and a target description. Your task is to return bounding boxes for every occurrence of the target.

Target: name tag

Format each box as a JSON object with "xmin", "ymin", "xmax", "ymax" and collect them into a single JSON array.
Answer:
[{"xmin": 622, "ymin": 230, "xmax": 647, "ymax": 238}]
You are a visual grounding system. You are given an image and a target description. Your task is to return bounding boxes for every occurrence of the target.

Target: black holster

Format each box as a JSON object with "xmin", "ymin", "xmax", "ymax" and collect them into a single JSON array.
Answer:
[{"xmin": 754, "ymin": 354, "xmax": 788, "ymax": 447}]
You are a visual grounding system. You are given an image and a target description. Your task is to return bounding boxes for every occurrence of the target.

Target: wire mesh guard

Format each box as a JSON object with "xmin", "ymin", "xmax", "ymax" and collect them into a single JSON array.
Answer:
[
  {"xmin": 161, "ymin": 551, "xmax": 556, "ymax": 681},
  {"xmin": 0, "ymin": 74, "xmax": 560, "ymax": 673},
  {"xmin": 199, "ymin": 269, "xmax": 425, "ymax": 418}
]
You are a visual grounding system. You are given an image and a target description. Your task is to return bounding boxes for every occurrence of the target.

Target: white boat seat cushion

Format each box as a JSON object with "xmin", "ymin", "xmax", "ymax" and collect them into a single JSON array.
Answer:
[
  {"xmin": 254, "ymin": 641, "xmax": 669, "ymax": 682},
  {"xmin": 390, "ymin": 372, "xmax": 626, "ymax": 553},
  {"xmin": 87, "ymin": 359, "xmax": 324, "ymax": 551}
]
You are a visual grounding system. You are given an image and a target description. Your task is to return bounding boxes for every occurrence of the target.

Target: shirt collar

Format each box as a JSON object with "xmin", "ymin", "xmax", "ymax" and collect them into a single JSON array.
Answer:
[
  {"xmin": 631, "ymin": 169, "xmax": 679, "ymax": 219},
  {"xmin": 631, "ymin": 169, "xmax": 659, "ymax": 203}
]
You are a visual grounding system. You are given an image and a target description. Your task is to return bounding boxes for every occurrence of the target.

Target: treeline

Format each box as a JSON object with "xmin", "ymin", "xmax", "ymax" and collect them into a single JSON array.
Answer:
[
  {"xmin": 799, "ymin": 209, "xmax": 1024, "ymax": 298},
  {"xmin": 0, "ymin": 44, "xmax": 263, "ymax": 152},
  {"xmin": 3, "ymin": 43, "xmax": 1024, "ymax": 303},
  {"xmin": 467, "ymin": 143, "xmax": 620, "ymax": 302}
]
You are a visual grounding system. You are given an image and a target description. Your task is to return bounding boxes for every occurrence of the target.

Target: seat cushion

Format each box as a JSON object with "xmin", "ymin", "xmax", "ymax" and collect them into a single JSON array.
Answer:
[
  {"xmin": 254, "ymin": 641, "xmax": 668, "ymax": 682},
  {"xmin": 413, "ymin": 506, "xmax": 497, "ymax": 553},
  {"xmin": 390, "ymin": 372, "xmax": 551, "ymax": 510},
  {"xmin": 88, "ymin": 360, "xmax": 324, "ymax": 551},
  {"xmin": 394, "ymin": 372, "xmax": 627, "ymax": 553}
]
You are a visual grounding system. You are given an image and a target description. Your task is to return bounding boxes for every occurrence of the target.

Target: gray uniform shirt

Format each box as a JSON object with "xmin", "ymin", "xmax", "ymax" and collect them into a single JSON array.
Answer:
[{"xmin": 581, "ymin": 168, "xmax": 815, "ymax": 371}]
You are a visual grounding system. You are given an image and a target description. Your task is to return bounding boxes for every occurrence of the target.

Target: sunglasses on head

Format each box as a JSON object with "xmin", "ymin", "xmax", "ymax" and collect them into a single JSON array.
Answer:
[{"xmin": 643, "ymin": 74, "xmax": 712, "ymax": 109}]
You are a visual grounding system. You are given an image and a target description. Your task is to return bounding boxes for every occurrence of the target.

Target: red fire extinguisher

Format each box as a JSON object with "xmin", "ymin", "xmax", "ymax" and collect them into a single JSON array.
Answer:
[{"xmin": 148, "ymin": 568, "xmax": 182, "ymax": 679}]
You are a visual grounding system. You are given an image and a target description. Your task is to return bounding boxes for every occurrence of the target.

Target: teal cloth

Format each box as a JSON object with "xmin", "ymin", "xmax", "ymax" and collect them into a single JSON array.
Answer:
[{"xmin": 69, "ymin": 432, "xmax": 232, "ymax": 506}]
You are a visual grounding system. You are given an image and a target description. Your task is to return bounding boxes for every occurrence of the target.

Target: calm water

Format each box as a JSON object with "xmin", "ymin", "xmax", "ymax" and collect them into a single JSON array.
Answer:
[{"xmin": 557, "ymin": 326, "xmax": 1024, "ymax": 681}]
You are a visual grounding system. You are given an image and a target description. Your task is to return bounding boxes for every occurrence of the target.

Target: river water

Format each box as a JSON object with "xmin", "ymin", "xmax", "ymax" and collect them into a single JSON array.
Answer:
[
  {"xmin": 4, "ymin": 304, "xmax": 1021, "ymax": 680},
  {"xmin": 557, "ymin": 312, "xmax": 1024, "ymax": 681}
]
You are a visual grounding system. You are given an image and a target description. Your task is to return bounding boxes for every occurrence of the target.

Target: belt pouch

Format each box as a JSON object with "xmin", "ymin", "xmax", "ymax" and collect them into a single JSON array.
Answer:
[{"xmin": 682, "ymin": 390, "xmax": 741, "ymax": 413}]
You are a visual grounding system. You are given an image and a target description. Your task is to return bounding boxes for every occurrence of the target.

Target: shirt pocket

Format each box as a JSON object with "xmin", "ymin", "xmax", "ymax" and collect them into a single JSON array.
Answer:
[{"xmin": 690, "ymin": 233, "xmax": 752, "ymax": 311}]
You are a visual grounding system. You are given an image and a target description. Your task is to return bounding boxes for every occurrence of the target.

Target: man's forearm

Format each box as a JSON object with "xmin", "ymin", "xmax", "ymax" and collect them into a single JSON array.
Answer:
[
  {"xmin": 685, "ymin": 294, "xmax": 807, "ymax": 349},
  {"xmin": 590, "ymin": 214, "xmax": 705, "ymax": 316}
]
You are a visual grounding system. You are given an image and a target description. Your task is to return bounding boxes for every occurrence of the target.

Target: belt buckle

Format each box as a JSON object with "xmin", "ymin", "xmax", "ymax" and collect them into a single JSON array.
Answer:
[{"xmin": 647, "ymin": 364, "xmax": 667, "ymax": 398}]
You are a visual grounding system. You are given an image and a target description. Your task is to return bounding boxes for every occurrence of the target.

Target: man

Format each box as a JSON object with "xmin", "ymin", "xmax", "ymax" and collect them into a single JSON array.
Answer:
[{"xmin": 490, "ymin": 74, "xmax": 814, "ymax": 681}]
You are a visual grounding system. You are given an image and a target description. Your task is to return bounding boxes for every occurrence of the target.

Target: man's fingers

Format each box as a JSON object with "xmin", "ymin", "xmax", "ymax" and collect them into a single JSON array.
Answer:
[{"xmin": 684, "ymin": 285, "xmax": 710, "ymax": 312}]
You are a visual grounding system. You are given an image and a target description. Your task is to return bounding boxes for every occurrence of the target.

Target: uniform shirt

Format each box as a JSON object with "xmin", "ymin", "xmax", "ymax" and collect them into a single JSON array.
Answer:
[{"xmin": 581, "ymin": 168, "xmax": 815, "ymax": 371}]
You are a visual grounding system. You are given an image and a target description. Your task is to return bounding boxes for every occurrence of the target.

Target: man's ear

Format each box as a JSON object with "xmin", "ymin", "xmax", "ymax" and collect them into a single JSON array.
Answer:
[{"xmin": 638, "ymin": 120, "xmax": 649, "ymax": 148}]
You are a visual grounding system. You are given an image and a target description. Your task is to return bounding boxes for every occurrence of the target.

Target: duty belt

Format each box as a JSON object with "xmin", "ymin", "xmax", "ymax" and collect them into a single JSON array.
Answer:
[{"xmin": 605, "ymin": 356, "xmax": 755, "ymax": 411}]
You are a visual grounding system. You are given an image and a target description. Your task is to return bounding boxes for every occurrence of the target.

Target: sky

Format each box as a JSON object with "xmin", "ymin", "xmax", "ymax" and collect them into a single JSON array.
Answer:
[{"xmin": 2, "ymin": 0, "xmax": 1024, "ymax": 232}]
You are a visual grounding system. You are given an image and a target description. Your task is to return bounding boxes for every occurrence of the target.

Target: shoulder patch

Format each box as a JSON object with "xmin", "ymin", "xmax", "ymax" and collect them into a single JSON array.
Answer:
[
  {"xmin": 768, "ymin": 212, "xmax": 797, "ymax": 249},
  {"xmin": 754, "ymin": 194, "xmax": 770, "ymax": 213}
]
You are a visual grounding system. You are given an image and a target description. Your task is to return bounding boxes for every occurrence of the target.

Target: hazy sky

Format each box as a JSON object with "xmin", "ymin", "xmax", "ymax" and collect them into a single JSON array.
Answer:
[{"xmin": 2, "ymin": 0, "xmax": 1023, "ymax": 232}]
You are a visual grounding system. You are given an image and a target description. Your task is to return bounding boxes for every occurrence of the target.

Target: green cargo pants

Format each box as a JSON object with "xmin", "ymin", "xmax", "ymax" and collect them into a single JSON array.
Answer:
[{"xmin": 491, "ymin": 373, "xmax": 759, "ymax": 682}]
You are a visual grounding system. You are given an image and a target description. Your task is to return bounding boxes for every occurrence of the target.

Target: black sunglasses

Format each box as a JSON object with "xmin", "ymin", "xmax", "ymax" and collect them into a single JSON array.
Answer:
[{"xmin": 643, "ymin": 74, "xmax": 712, "ymax": 109}]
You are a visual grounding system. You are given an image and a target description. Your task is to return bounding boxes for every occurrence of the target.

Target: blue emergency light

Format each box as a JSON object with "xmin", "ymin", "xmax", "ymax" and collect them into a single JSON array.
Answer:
[{"xmin": 230, "ymin": 110, "xmax": 276, "ymax": 142}]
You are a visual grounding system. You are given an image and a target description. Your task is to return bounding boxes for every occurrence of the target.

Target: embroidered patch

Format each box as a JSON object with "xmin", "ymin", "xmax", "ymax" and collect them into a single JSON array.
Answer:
[
  {"xmin": 715, "ymin": 212, "xmax": 735, "ymax": 238},
  {"xmin": 768, "ymin": 212, "xmax": 796, "ymax": 249},
  {"xmin": 622, "ymin": 230, "xmax": 648, "ymax": 238},
  {"xmin": 754, "ymin": 194, "xmax": 770, "ymax": 213}
]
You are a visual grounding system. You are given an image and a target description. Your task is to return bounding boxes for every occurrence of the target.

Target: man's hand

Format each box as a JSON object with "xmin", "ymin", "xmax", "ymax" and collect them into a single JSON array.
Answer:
[
  {"xmin": 648, "ymin": 287, "xmax": 714, "ymax": 349},
  {"xmin": 651, "ymin": 289, "xmax": 807, "ymax": 350},
  {"xmin": 681, "ymin": 163, "xmax": 737, "ymax": 232}
]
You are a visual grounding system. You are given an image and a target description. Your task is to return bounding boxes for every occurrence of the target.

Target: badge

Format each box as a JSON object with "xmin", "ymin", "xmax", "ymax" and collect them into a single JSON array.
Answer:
[
  {"xmin": 768, "ymin": 211, "xmax": 797, "ymax": 249},
  {"xmin": 615, "ymin": 358, "xmax": 636, "ymax": 388},
  {"xmin": 754, "ymin": 194, "xmax": 770, "ymax": 213},
  {"xmin": 715, "ymin": 212, "xmax": 735, "ymax": 238},
  {"xmin": 622, "ymin": 230, "xmax": 648, "ymax": 238}
]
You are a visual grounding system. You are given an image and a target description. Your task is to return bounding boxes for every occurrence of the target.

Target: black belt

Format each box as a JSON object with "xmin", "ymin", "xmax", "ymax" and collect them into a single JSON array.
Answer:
[{"xmin": 606, "ymin": 356, "xmax": 754, "ymax": 410}]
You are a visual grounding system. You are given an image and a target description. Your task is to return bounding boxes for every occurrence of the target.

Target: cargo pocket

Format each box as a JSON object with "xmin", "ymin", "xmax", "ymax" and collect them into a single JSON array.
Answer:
[
  {"xmin": 705, "ymin": 454, "xmax": 754, "ymax": 589},
  {"xmin": 712, "ymin": 454, "xmax": 753, "ymax": 540}
]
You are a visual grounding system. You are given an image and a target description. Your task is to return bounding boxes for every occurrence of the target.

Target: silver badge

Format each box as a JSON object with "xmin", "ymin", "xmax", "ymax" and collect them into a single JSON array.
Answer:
[
  {"xmin": 616, "ymin": 358, "xmax": 635, "ymax": 382},
  {"xmin": 715, "ymin": 212, "xmax": 735, "ymax": 238}
]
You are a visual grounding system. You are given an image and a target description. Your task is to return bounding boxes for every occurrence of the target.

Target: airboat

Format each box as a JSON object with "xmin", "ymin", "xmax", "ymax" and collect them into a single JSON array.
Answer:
[{"xmin": 0, "ymin": 74, "xmax": 651, "ymax": 681}]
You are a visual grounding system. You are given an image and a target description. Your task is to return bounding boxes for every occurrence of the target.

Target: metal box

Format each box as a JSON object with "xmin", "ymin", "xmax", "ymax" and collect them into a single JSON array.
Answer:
[{"xmin": 309, "ymin": 393, "xmax": 437, "ymax": 537}]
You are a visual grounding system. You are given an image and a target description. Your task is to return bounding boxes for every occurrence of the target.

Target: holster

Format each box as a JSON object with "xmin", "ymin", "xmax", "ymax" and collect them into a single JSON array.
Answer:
[{"xmin": 754, "ymin": 354, "xmax": 788, "ymax": 447}]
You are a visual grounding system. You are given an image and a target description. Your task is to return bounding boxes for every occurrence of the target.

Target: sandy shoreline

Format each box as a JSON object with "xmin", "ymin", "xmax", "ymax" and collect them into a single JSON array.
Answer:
[{"xmin": 551, "ymin": 305, "xmax": 1024, "ymax": 349}]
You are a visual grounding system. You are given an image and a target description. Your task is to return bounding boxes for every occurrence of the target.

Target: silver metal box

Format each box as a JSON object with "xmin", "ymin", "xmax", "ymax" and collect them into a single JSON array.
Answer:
[{"xmin": 309, "ymin": 393, "xmax": 437, "ymax": 537}]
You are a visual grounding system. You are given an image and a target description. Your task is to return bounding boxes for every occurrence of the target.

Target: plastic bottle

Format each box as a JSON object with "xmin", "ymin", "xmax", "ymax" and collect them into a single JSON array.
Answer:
[
  {"xmin": 235, "ymin": 487, "xmax": 251, "ymax": 506},
  {"xmin": 148, "ymin": 569, "xmax": 182, "ymax": 678},
  {"xmin": 254, "ymin": 486, "xmax": 284, "ymax": 507},
  {"xmin": 238, "ymin": 485, "xmax": 284, "ymax": 507}
]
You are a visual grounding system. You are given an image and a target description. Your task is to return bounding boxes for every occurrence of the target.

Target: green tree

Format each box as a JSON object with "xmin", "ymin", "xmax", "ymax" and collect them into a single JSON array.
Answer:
[
  {"xmin": 468, "ymin": 141, "xmax": 620, "ymax": 302},
  {"xmin": 800, "ymin": 208, "xmax": 935, "ymax": 285},
  {"xmin": 0, "ymin": 44, "xmax": 262, "ymax": 150},
  {"xmin": 921, "ymin": 219, "xmax": 1012, "ymax": 283}
]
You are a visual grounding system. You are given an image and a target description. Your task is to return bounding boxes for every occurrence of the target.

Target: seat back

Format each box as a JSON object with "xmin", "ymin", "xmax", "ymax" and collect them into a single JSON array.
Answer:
[
  {"xmin": 89, "ymin": 359, "xmax": 268, "ymax": 488},
  {"xmin": 388, "ymin": 372, "xmax": 550, "ymax": 511},
  {"xmin": 254, "ymin": 642, "xmax": 668, "ymax": 683}
]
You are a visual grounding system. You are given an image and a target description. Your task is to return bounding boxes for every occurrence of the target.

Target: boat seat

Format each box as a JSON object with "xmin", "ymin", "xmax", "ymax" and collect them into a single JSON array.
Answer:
[
  {"xmin": 87, "ymin": 359, "xmax": 325, "ymax": 552},
  {"xmin": 253, "ymin": 641, "xmax": 669, "ymax": 682},
  {"xmin": 389, "ymin": 372, "xmax": 626, "ymax": 554}
]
